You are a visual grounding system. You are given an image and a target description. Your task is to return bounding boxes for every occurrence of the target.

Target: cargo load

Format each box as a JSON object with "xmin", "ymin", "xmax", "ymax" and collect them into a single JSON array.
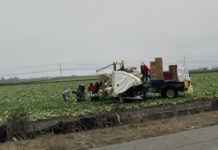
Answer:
[{"xmin": 150, "ymin": 57, "xmax": 163, "ymax": 80}]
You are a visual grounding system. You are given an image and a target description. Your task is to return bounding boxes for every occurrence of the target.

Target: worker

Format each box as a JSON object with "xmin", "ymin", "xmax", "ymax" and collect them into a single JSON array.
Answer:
[
  {"xmin": 62, "ymin": 89, "xmax": 70, "ymax": 101},
  {"xmin": 95, "ymin": 82, "xmax": 100, "ymax": 93},
  {"xmin": 88, "ymin": 83, "xmax": 96, "ymax": 94},
  {"xmin": 98, "ymin": 81, "xmax": 105, "ymax": 99},
  {"xmin": 79, "ymin": 85, "xmax": 85, "ymax": 97},
  {"xmin": 140, "ymin": 62, "xmax": 150, "ymax": 83},
  {"xmin": 99, "ymin": 81, "xmax": 103, "ymax": 88},
  {"xmin": 75, "ymin": 87, "xmax": 83, "ymax": 102},
  {"xmin": 119, "ymin": 60, "xmax": 125, "ymax": 71},
  {"xmin": 72, "ymin": 85, "xmax": 85, "ymax": 102},
  {"xmin": 88, "ymin": 83, "xmax": 97, "ymax": 101},
  {"xmin": 88, "ymin": 83, "xmax": 93, "ymax": 93}
]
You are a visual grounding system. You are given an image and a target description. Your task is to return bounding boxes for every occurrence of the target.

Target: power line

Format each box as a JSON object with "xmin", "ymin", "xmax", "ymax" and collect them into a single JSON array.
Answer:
[
  {"xmin": 0, "ymin": 69, "xmax": 59, "ymax": 77},
  {"xmin": 0, "ymin": 63, "xmax": 58, "ymax": 70}
]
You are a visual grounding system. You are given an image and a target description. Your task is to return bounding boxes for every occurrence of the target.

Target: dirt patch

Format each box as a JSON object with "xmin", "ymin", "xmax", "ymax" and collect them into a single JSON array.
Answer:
[{"xmin": 2, "ymin": 110, "xmax": 218, "ymax": 150}]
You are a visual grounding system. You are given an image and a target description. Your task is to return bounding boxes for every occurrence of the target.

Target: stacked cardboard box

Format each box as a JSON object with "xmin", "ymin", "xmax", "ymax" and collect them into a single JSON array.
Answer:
[
  {"xmin": 150, "ymin": 57, "xmax": 163, "ymax": 80},
  {"xmin": 169, "ymin": 65, "xmax": 178, "ymax": 80},
  {"xmin": 163, "ymin": 71, "xmax": 170, "ymax": 80}
]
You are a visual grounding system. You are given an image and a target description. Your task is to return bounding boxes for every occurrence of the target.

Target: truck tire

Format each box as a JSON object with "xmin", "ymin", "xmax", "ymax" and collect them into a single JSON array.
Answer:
[{"xmin": 165, "ymin": 88, "xmax": 178, "ymax": 98}]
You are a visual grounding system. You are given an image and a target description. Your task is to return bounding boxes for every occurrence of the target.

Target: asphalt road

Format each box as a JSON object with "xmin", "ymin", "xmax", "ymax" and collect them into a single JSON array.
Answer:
[{"xmin": 91, "ymin": 125, "xmax": 218, "ymax": 150}]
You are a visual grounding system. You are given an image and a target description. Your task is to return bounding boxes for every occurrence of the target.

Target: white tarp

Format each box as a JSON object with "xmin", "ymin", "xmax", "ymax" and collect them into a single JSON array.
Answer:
[
  {"xmin": 112, "ymin": 71, "xmax": 142, "ymax": 95},
  {"xmin": 177, "ymin": 67, "xmax": 191, "ymax": 82}
]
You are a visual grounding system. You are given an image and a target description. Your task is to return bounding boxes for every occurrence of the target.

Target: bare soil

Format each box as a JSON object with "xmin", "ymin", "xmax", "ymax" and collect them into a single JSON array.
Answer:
[{"xmin": 1, "ymin": 110, "xmax": 218, "ymax": 150}]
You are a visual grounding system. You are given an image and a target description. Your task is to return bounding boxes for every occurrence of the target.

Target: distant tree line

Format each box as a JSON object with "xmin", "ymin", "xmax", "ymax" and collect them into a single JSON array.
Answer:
[
  {"xmin": 0, "ymin": 77, "xmax": 21, "ymax": 83},
  {"xmin": 189, "ymin": 66, "xmax": 218, "ymax": 73}
]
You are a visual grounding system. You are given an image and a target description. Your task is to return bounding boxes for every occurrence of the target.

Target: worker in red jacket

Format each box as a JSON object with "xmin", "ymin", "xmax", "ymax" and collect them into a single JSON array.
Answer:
[
  {"xmin": 88, "ymin": 83, "xmax": 96, "ymax": 94},
  {"xmin": 140, "ymin": 62, "xmax": 150, "ymax": 83}
]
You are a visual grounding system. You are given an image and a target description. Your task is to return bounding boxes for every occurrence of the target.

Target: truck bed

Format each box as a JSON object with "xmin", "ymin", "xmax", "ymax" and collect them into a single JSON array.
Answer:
[{"xmin": 146, "ymin": 80, "xmax": 185, "ymax": 93}]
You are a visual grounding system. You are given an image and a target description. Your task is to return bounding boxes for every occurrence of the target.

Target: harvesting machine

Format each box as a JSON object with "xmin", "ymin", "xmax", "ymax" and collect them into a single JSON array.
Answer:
[{"xmin": 96, "ymin": 58, "xmax": 191, "ymax": 102}]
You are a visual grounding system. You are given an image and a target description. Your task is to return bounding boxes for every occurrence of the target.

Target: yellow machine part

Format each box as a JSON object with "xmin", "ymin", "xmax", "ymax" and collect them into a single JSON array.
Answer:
[
  {"xmin": 187, "ymin": 84, "xmax": 193, "ymax": 94},
  {"xmin": 184, "ymin": 80, "xmax": 189, "ymax": 89},
  {"xmin": 184, "ymin": 80, "xmax": 193, "ymax": 94}
]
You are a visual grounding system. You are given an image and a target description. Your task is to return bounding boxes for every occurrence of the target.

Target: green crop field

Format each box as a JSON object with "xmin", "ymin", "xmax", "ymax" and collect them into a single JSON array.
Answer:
[{"xmin": 0, "ymin": 72, "xmax": 218, "ymax": 124}]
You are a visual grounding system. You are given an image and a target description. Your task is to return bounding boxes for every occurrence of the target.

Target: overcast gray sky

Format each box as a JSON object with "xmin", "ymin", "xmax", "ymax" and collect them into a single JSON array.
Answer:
[{"xmin": 0, "ymin": 0, "xmax": 218, "ymax": 76}]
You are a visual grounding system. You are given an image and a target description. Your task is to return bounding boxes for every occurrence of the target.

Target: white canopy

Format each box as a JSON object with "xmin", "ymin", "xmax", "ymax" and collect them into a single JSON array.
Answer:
[{"xmin": 112, "ymin": 71, "xmax": 142, "ymax": 96}]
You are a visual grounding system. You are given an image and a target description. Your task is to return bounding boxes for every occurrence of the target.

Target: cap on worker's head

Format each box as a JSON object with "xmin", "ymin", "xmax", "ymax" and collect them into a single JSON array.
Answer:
[{"xmin": 121, "ymin": 60, "xmax": 125, "ymax": 64}]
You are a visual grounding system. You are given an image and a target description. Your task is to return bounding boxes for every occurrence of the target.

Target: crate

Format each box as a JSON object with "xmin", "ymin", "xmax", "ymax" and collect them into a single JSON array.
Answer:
[
  {"xmin": 155, "ymin": 58, "xmax": 163, "ymax": 63},
  {"xmin": 169, "ymin": 65, "xmax": 178, "ymax": 80},
  {"xmin": 163, "ymin": 71, "xmax": 170, "ymax": 80},
  {"xmin": 99, "ymin": 74, "xmax": 110, "ymax": 81},
  {"xmin": 150, "ymin": 57, "xmax": 164, "ymax": 80}
]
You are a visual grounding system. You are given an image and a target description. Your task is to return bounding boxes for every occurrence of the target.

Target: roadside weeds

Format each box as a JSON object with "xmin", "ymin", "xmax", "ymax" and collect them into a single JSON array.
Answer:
[{"xmin": 1, "ymin": 110, "xmax": 218, "ymax": 150}]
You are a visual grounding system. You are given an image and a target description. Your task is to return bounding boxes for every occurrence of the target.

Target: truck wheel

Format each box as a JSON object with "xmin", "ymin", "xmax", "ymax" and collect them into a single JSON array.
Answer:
[{"xmin": 165, "ymin": 88, "xmax": 178, "ymax": 98}]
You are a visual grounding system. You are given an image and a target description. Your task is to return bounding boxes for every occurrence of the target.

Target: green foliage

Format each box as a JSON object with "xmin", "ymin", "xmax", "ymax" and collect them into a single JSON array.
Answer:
[{"xmin": 0, "ymin": 73, "xmax": 218, "ymax": 124}]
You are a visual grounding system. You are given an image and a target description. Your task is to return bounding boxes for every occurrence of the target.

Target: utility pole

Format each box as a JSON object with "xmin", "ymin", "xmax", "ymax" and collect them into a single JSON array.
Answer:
[
  {"xmin": 113, "ymin": 62, "xmax": 116, "ymax": 71},
  {"xmin": 59, "ymin": 63, "xmax": 62, "ymax": 77},
  {"xmin": 183, "ymin": 56, "xmax": 187, "ymax": 68}
]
